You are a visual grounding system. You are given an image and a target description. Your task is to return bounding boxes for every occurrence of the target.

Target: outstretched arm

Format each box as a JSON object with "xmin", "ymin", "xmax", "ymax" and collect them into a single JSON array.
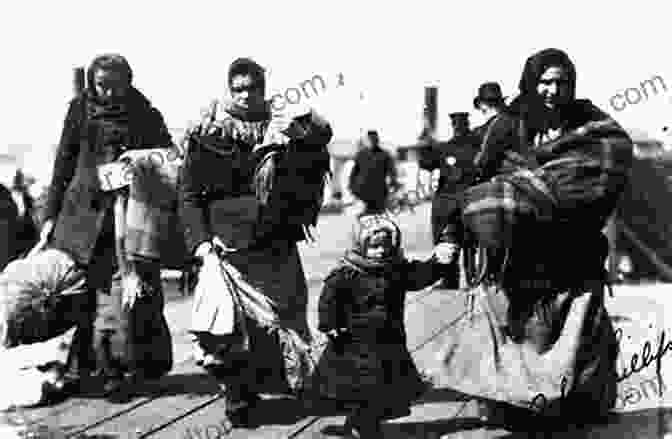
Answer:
[{"xmin": 404, "ymin": 256, "xmax": 447, "ymax": 291}]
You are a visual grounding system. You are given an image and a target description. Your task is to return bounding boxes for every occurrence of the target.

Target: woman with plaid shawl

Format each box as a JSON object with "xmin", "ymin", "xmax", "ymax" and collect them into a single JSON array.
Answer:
[{"xmin": 433, "ymin": 48, "xmax": 633, "ymax": 431}]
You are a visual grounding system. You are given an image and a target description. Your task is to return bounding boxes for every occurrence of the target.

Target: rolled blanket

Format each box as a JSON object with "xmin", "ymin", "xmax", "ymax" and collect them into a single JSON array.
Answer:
[
  {"xmin": 463, "ymin": 116, "xmax": 633, "ymax": 251},
  {"xmin": 118, "ymin": 148, "xmax": 190, "ymax": 268}
]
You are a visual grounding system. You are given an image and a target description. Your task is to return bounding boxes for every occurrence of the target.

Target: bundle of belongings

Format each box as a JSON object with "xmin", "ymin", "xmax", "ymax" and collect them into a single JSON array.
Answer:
[
  {"xmin": 0, "ymin": 148, "xmax": 185, "ymax": 408},
  {"xmin": 252, "ymin": 108, "xmax": 332, "ymax": 242},
  {"xmin": 189, "ymin": 252, "xmax": 316, "ymax": 393},
  {"xmin": 462, "ymin": 117, "xmax": 633, "ymax": 253},
  {"xmin": 0, "ymin": 248, "xmax": 87, "ymax": 349}
]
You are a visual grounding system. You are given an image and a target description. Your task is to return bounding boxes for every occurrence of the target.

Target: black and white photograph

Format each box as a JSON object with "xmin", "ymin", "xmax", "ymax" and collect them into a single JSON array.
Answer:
[{"xmin": 1, "ymin": 1, "xmax": 671, "ymax": 437}]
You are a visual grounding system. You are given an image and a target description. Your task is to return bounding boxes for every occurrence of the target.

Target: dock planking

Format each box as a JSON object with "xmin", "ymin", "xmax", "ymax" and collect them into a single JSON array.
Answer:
[{"xmin": 20, "ymin": 283, "xmax": 463, "ymax": 438}]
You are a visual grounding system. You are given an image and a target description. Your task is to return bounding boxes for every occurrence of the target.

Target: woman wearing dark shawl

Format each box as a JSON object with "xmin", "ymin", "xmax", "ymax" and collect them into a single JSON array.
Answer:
[
  {"xmin": 179, "ymin": 58, "xmax": 332, "ymax": 419},
  {"xmin": 433, "ymin": 49, "xmax": 632, "ymax": 429},
  {"xmin": 41, "ymin": 54, "xmax": 174, "ymax": 398}
]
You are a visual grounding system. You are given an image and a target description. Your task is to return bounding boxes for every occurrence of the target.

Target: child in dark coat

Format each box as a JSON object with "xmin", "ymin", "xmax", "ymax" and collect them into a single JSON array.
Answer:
[{"xmin": 315, "ymin": 214, "xmax": 450, "ymax": 437}]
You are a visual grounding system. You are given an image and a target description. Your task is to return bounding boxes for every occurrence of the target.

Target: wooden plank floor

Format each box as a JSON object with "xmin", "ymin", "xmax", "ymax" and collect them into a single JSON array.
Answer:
[{"xmin": 15, "ymin": 205, "xmax": 672, "ymax": 438}]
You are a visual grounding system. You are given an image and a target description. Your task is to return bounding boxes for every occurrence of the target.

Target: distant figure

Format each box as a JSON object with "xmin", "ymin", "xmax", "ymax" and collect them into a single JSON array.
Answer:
[
  {"xmin": 348, "ymin": 130, "xmax": 399, "ymax": 215},
  {"xmin": 0, "ymin": 183, "xmax": 19, "ymax": 271},
  {"xmin": 472, "ymin": 81, "xmax": 535, "ymax": 181},
  {"xmin": 419, "ymin": 112, "xmax": 481, "ymax": 289},
  {"xmin": 10, "ymin": 170, "xmax": 38, "ymax": 258},
  {"xmin": 472, "ymin": 82, "xmax": 508, "ymax": 142}
]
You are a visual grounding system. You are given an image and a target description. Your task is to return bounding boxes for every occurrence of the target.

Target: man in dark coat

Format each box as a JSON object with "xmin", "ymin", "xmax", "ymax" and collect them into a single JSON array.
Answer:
[
  {"xmin": 419, "ymin": 112, "xmax": 481, "ymax": 289},
  {"xmin": 472, "ymin": 82, "xmax": 508, "ymax": 143},
  {"xmin": 41, "ymin": 54, "xmax": 174, "ymax": 397},
  {"xmin": 348, "ymin": 130, "xmax": 399, "ymax": 214}
]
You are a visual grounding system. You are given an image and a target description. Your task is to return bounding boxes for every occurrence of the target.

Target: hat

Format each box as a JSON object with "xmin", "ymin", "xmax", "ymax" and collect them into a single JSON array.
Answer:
[
  {"xmin": 473, "ymin": 82, "xmax": 506, "ymax": 109},
  {"xmin": 449, "ymin": 112, "xmax": 469, "ymax": 121},
  {"xmin": 350, "ymin": 214, "xmax": 402, "ymax": 258}
]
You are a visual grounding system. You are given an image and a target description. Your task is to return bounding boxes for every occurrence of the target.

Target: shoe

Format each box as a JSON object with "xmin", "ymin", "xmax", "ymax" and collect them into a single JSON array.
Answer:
[
  {"xmin": 344, "ymin": 414, "xmax": 383, "ymax": 439},
  {"xmin": 224, "ymin": 389, "xmax": 261, "ymax": 428},
  {"xmin": 436, "ymin": 278, "xmax": 460, "ymax": 290}
]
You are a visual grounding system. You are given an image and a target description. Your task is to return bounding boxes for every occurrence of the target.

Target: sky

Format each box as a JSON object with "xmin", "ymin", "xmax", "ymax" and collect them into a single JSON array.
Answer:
[{"xmin": 2, "ymin": 0, "xmax": 671, "ymax": 185}]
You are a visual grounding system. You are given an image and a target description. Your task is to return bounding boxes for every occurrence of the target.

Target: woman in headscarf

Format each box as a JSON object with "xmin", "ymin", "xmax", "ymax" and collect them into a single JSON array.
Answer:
[
  {"xmin": 179, "ymin": 57, "xmax": 332, "ymax": 420},
  {"xmin": 434, "ymin": 48, "xmax": 632, "ymax": 430},
  {"xmin": 41, "ymin": 54, "xmax": 174, "ymax": 398}
]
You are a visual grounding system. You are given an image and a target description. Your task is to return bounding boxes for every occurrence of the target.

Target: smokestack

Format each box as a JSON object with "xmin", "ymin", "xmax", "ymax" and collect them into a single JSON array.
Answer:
[
  {"xmin": 421, "ymin": 86, "xmax": 438, "ymax": 140},
  {"xmin": 73, "ymin": 67, "xmax": 85, "ymax": 97}
]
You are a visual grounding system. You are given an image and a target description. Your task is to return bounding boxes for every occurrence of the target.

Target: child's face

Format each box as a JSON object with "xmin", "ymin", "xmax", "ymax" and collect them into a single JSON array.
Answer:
[{"xmin": 364, "ymin": 230, "xmax": 394, "ymax": 259}]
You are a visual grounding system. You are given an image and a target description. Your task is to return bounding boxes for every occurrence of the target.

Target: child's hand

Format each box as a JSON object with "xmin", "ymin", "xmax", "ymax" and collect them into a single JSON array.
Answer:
[
  {"xmin": 434, "ymin": 243, "xmax": 459, "ymax": 264},
  {"xmin": 325, "ymin": 328, "xmax": 350, "ymax": 354}
]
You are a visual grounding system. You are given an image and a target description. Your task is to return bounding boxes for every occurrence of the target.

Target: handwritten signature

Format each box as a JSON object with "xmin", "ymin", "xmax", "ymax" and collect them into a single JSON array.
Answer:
[
  {"xmin": 615, "ymin": 326, "xmax": 672, "ymax": 383},
  {"xmin": 528, "ymin": 326, "xmax": 672, "ymax": 413}
]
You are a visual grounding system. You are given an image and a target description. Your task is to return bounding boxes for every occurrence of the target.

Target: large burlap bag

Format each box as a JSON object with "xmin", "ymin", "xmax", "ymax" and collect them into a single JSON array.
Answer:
[{"xmin": 0, "ymin": 248, "xmax": 87, "ymax": 348}]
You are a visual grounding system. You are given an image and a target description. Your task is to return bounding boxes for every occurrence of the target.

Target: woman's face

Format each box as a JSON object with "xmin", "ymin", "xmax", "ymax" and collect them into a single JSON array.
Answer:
[
  {"xmin": 230, "ymin": 74, "xmax": 265, "ymax": 112},
  {"xmin": 536, "ymin": 66, "xmax": 571, "ymax": 109},
  {"xmin": 93, "ymin": 69, "xmax": 130, "ymax": 102}
]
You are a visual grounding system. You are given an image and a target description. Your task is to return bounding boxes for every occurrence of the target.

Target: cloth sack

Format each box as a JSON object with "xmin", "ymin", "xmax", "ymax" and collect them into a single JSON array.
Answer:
[{"xmin": 0, "ymin": 248, "xmax": 87, "ymax": 348}]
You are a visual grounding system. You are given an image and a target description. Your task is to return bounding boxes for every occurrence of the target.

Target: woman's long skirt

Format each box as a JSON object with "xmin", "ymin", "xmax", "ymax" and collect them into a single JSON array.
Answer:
[
  {"xmin": 193, "ymin": 239, "xmax": 314, "ymax": 395},
  {"xmin": 66, "ymin": 212, "xmax": 173, "ymax": 382}
]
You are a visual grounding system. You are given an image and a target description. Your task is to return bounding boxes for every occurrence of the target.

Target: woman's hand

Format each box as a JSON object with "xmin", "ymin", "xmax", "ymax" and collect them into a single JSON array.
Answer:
[
  {"xmin": 121, "ymin": 270, "xmax": 143, "ymax": 310},
  {"xmin": 434, "ymin": 242, "xmax": 460, "ymax": 264},
  {"xmin": 212, "ymin": 236, "xmax": 237, "ymax": 255},
  {"xmin": 194, "ymin": 241, "xmax": 214, "ymax": 259}
]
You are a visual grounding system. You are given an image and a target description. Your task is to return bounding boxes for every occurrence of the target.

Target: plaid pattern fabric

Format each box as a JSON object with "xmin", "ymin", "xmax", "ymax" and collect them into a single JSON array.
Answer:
[{"xmin": 463, "ymin": 117, "xmax": 632, "ymax": 250}]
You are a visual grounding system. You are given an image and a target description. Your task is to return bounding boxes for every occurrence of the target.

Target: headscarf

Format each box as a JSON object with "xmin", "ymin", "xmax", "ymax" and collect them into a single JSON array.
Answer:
[
  {"xmin": 509, "ymin": 48, "xmax": 578, "ymax": 141},
  {"xmin": 342, "ymin": 214, "xmax": 405, "ymax": 272},
  {"xmin": 86, "ymin": 53, "xmax": 134, "ymax": 101},
  {"xmin": 517, "ymin": 48, "xmax": 576, "ymax": 100}
]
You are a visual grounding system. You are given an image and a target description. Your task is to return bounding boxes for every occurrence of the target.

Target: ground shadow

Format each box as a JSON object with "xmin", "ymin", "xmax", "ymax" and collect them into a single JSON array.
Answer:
[
  {"xmin": 320, "ymin": 417, "xmax": 486, "ymax": 438},
  {"xmin": 414, "ymin": 386, "xmax": 473, "ymax": 405},
  {"xmin": 102, "ymin": 372, "xmax": 222, "ymax": 403},
  {"xmin": 492, "ymin": 407, "xmax": 672, "ymax": 438}
]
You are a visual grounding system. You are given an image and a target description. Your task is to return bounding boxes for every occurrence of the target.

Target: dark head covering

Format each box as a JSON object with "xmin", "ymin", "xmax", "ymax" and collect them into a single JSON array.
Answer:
[
  {"xmin": 86, "ymin": 53, "xmax": 133, "ymax": 92},
  {"xmin": 228, "ymin": 57, "xmax": 266, "ymax": 91},
  {"xmin": 342, "ymin": 214, "xmax": 405, "ymax": 270},
  {"xmin": 509, "ymin": 48, "xmax": 578, "ymax": 137},
  {"xmin": 473, "ymin": 82, "xmax": 507, "ymax": 109},
  {"xmin": 517, "ymin": 48, "xmax": 576, "ymax": 102},
  {"xmin": 449, "ymin": 112, "xmax": 469, "ymax": 123}
]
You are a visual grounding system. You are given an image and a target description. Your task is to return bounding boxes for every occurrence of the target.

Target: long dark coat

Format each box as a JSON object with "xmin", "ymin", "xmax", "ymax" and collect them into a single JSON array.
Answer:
[
  {"xmin": 348, "ymin": 147, "xmax": 396, "ymax": 210},
  {"xmin": 45, "ymin": 88, "xmax": 173, "ymax": 265},
  {"xmin": 314, "ymin": 257, "xmax": 443, "ymax": 408}
]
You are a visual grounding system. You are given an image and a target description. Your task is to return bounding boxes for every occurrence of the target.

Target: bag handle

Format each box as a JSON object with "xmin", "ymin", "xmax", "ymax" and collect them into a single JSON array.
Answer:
[{"xmin": 26, "ymin": 237, "xmax": 49, "ymax": 258}]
